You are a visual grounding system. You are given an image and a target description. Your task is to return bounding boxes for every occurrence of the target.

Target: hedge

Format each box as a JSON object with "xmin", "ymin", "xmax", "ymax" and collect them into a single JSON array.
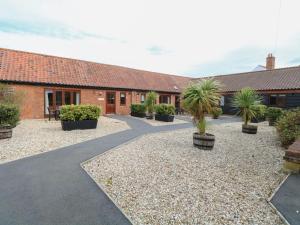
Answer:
[
  {"xmin": 60, "ymin": 105, "xmax": 101, "ymax": 121},
  {"xmin": 154, "ymin": 104, "xmax": 175, "ymax": 116},
  {"xmin": 130, "ymin": 104, "xmax": 146, "ymax": 114}
]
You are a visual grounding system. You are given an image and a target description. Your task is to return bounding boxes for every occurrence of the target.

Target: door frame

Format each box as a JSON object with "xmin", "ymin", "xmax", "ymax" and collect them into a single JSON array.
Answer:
[{"xmin": 106, "ymin": 92, "xmax": 116, "ymax": 114}]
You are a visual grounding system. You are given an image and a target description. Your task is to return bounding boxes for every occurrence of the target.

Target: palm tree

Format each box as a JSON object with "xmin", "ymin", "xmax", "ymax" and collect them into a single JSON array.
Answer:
[
  {"xmin": 232, "ymin": 87, "xmax": 262, "ymax": 134},
  {"xmin": 145, "ymin": 91, "xmax": 158, "ymax": 118},
  {"xmin": 232, "ymin": 87, "xmax": 261, "ymax": 125},
  {"xmin": 183, "ymin": 79, "xmax": 220, "ymax": 135}
]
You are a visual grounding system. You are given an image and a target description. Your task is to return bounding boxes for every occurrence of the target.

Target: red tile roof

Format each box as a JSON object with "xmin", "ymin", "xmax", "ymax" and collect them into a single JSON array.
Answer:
[
  {"xmin": 194, "ymin": 66, "xmax": 300, "ymax": 92},
  {"xmin": 0, "ymin": 48, "xmax": 191, "ymax": 93}
]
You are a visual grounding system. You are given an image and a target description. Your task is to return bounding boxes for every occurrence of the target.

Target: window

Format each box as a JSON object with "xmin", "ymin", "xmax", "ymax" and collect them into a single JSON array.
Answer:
[
  {"xmin": 159, "ymin": 95, "xmax": 171, "ymax": 104},
  {"xmin": 44, "ymin": 89, "xmax": 80, "ymax": 114},
  {"xmin": 140, "ymin": 93, "xmax": 145, "ymax": 103},
  {"xmin": 65, "ymin": 92, "xmax": 71, "ymax": 105},
  {"xmin": 120, "ymin": 92, "xmax": 126, "ymax": 105},
  {"xmin": 269, "ymin": 94, "xmax": 286, "ymax": 107}
]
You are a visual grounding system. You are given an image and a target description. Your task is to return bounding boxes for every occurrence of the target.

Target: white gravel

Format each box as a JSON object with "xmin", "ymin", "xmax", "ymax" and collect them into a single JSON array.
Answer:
[
  {"xmin": 84, "ymin": 119, "xmax": 286, "ymax": 225},
  {"xmin": 0, "ymin": 116, "xmax": 129, "ymax": 164}
]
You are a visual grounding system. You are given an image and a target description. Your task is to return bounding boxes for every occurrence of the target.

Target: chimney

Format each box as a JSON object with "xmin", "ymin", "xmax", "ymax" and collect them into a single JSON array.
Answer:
[{"xmin": 266, "ymin": 53, "xmax": 275, "ymax": 70}]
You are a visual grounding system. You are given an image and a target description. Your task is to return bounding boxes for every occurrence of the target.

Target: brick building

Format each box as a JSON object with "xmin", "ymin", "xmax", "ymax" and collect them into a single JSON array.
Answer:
[
  {"xmin": 0, "ymin": 48, "xmax": 190, "ymax": 119},
  {"xmin": 0, "ymin": 48, "xmax": 300, "ymax": 119}
]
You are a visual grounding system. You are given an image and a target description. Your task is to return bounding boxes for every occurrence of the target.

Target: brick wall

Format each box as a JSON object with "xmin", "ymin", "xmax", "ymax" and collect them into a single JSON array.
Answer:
[{"xmin": 10, "ymin": 84, "xmax": 180, "ymax": 119}]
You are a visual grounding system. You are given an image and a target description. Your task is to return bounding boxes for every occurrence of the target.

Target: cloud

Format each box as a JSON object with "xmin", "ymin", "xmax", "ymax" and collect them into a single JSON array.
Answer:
[
  {"xmin": 0, "ymin": 0, "xmax": 300, "ymax": 77},
  {"xmin": 0, "ymin": 19, "xmax": 114, "ymax": 40}
]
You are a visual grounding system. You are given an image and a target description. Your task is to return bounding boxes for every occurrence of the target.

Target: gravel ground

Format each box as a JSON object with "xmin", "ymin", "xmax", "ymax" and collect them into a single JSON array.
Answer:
[
  {"xmin": 84, "ymin": 120, "xmax": 286, "ymax": 225},
  {"xmin": 135, "ymin": 117, "xmax": 188, "ymax": 126},
  {"xmin": 0, "ymin": 116, "xmax": 129, "ymax": 164}
]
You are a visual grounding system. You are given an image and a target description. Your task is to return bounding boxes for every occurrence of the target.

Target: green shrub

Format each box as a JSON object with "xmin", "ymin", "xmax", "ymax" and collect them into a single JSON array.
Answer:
[
  {"xmin": 0, "ymin": 104, "xmax": 20, "ymax": 127},
  {"xmin": 130, "ymin": 104, "xmax": 146, "ymax": 114},
  {"xmin": 60, "ymin": 105, "xmax": 101, "ymax": 121},
  {"xmin": 211, "ymin": 107, "xmax": 223, "ymax": 118},
  {"xmin": 154, "ymin": 104, "xmax": 175, "ymax": 115},
  {"xmin": 266, "ymin": 107, "xmax": 283, "ymax": 122},
  {"xmin": 251, "ymin": 104, "xmax": 267, "ymax": 120},
  {"xmin": 276, "ymin": 108, "xmax": 300, "ymax": 147}
]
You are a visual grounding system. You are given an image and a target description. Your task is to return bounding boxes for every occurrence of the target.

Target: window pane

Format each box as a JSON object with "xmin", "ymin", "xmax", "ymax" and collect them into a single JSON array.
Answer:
[
  {"xmin": 140, "ymin": 94, "xmax": 145, "ymax": 103},
  {"xmin": 72, "ymin": 92, "xmax": 77, "ymax": 105},
  {"xmin": 107, "ymin": 93, "xmax": 115, "ymax": 104},
  {"xmin": 270, "ymin": 95, "xmax": 277, "ymax": 105},
  {"xmin": 277, "ymin": 95, "xmax": 286, "ymax": 107},
  {"xmin": 120, "ymin": 92, "xmax": 126, "ymax": 105},
  {"xmin": 64, "ymin": 92, "xmax": 71, "ymax": 105},
  {"xmin": 76, "ymin": 93, "xmax": 80, "ymax": 105},
  {"xmin": 45, "ymin": 90, "xmax": 53, "ymax": 114},
  {"xmin": 56, "ymin": 91, "xmax": 62, "ymax": 106}
]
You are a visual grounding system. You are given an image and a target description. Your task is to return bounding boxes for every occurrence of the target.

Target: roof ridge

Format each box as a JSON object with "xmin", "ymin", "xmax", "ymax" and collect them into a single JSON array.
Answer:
[
  {"xmin": 193, "ymin": 65, "xmax": 300, "ymax": 79},
  {"xmin": 0, "ymin": 47, "xmax": 192, "ymax": 79}
]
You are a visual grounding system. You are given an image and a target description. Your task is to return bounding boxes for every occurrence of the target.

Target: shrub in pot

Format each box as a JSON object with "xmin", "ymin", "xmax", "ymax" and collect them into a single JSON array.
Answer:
[
  {"xmin": 130, "ymin": 104, "xmax": 146, "ymax": 118},
  {"xmin": 276, "ymin": 108, "xmax": 300, "ymax": 147},
  {"xmin": 60, "ymin": 104, "xmax": 101, "ymax": 131},
  {"xmin": 250, "ymin": 104, "xmax": 267, "ymax": 123},
  {"xmin": 154, "ymin": 104, "xmax": 175, "ymax": 122},
  {"xmin": 182, "ymin": 79, "xmax": 221, "ymax": 150},
  {"xmin": 211, "ymin": 107, "xmax": 222, "ymax": 119},
  {"xmin": 266, "ymin": 107, "xmax": 283, "ymax": 126},
  {"xmin": 145, "ymin": 91, "xmax": 157, "ymax": 119},
  {"xmin": 232, "ymin": 87, "xmax": 262, "ymax": 134},
  {"xmin": 0, "ymin": 104, "xmax": 20, "ymax": 139}
]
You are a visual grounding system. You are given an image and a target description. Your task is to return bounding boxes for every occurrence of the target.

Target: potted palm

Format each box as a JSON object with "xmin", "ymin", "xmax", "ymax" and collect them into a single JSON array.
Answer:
[
  {"xmin": 232, "ymin": 87, "xmax": 261, "ymax": 134},
  {"xmin": 182, "ymin": 79, "xmax": 221, "ymax": 150},
  {"xmin": 145, "ymin": 91, "xmax": 157, "ymax": 119}
]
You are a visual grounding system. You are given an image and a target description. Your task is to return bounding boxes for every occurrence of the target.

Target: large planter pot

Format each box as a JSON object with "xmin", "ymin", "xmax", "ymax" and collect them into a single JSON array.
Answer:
[
  {"xmin": 130, "ymin": 112, "xmax": 146, "ymax": 118},
  {"xmin": 155, "ymin": 114, "xmax": 175, "ymax": 122},
  {"xmin": 251, "ymin": 117, "xmax": 265, "ymax": 123},
  {"xmin": 0, "ymin": 125, "xmax": 12, "ymax": 139},
  {"xmin": 242, "ymin": 124, "xmax": 257, "ymax": 134},
  {"xmin": 61, "ymin": 120, "xmax": 98, "ymax": 131},
  {"xmin": 193, "ymin": 133, "xmax": 215, "ymax": 150},
  {"xmin": 212, "ymin": 115, "xmax": 219, "ymax": 119}
]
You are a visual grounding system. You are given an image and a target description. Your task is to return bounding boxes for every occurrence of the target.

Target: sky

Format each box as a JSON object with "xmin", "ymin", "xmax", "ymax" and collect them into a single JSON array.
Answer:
[{"xmin": 0, "ymin": 0, "xmax": 300, "ymax": 77}]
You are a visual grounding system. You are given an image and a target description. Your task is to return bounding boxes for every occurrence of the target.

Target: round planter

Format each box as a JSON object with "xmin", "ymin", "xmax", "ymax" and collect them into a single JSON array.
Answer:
[
  {"xmin": 0, "ymin": 125, "xmax": 12, "ymax": 139},
  {"xmin": 212, "ymin": 115, "xmax": 219, "ymax": 119},
  {"xmin": 155, "ymin": 114, "xmax": 175, "ymax": 122},
  {"xmin": 242, "ymin": 124, "xmax": 257, "ymax": 134},
  {"xmin": 193, "ymin": 132, "xmax": 215, "ymax": 150}
]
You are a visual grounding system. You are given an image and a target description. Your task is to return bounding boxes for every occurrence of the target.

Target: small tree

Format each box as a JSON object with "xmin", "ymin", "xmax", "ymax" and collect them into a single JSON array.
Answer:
[
  {"xmin": 232, "ymin": 87, "xmax": 261, "ymax": 125},
  {"xmin": 182, "ymin": 79, "xmax": 220, "ymax": 135},
  {"xmin": 145, "ymin": 91, "xmax": 158, "ymax": 117}
]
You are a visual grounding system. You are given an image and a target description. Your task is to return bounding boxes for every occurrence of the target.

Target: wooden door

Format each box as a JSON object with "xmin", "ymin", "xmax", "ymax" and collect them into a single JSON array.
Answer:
[{"xmin": 106, "ymin": 92, "xmax": 116, "ymax": 114}]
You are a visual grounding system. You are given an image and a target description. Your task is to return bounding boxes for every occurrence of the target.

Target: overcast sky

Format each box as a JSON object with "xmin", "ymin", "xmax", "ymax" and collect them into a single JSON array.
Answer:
[{"xmin": 0, "ymin": 0, "xmax": 300, "ymax": 77}]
